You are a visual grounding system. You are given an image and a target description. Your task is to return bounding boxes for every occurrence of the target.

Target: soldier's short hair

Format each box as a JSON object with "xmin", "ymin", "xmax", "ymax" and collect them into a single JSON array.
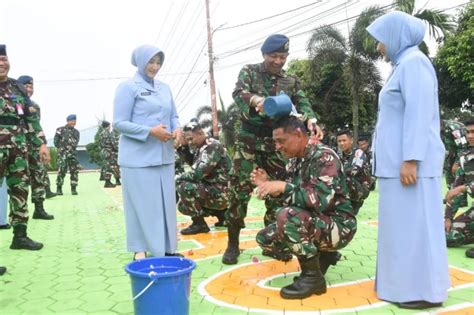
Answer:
[
  {"xmin": 336, "ymin": 129, "xmax": 352, "ymax": 138},
  {"xmin": 183, "ymin": 121, "xmax": 202, "ymax": 132},
  {"xmin": 273, "ymin": 116, "xmax": 307, "ymax": 133},
  {"xmin": 465, "ymin": 119, "xmax": 474, "ymax": 128}
]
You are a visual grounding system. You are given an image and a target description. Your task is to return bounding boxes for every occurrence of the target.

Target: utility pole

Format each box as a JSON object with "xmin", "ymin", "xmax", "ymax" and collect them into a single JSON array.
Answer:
[{"xmin": 205, "ymin": 0, "xmax": 219, "ymax": 137}]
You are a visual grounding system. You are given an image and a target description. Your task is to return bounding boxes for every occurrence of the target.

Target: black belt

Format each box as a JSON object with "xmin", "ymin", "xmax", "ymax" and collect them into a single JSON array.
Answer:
[
  {"xmin": 0, "ymin": 116, "xmax": 22, "ymax": 125},
  {"xmin": 241, "ymin": 121, "xmax": 273, "ymax": 138}
]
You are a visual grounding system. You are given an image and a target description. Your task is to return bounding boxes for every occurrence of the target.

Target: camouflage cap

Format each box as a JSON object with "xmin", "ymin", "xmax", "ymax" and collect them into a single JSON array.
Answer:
[{"xmin": 183, "ymin": 120, "xmax": 202, "ymax": 132}]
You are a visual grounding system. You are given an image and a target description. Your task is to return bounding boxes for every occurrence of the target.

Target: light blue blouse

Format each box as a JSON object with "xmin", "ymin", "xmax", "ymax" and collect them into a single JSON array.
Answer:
[{"xmin": 113, "ymin": 73, "xmax": 180, "ymax": 167}]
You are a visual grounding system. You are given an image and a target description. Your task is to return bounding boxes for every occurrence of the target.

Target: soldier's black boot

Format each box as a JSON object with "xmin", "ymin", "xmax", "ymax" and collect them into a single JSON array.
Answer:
[
  {"xmin": 222, "ymin": 225, "xmax": 241, "ymax": 265},
  {"xmin": 213, "ymin": 210, "xmax": 227, "ymax": 227},
  {"xmin": 115, "ymin": 178, "xmax": 121, "ymax": 186},
  {"xmin": 262, "ymin": 249, "xmax": 293, "ymax": 262},
  {"xmin": 45, "ymin": 186, "xmax": 57, "ymax": 199},
  {"xmin": 180, "ymin": 216, "xmax": 210, "ymax": 235},
  {"xmin": 56, "ymin": 185, "xmax": 63, "ymax": 195},
  {"xmin": 104, "ymin": 180, "xmax": 116, "ymax": 188},
  {"xmin": 32, "ymin": 202, "xmax": 54, "ymax": 220},
  {"xmin": 0, "ymin": 266, "xmax": 6, "ymax": 275},
  {"xmin": 280, "ymin": 255, "xmax": 327, "ymax": 299},
  {"xmin": 466, "ymin": 247, "xmax": 474, "ymax": 258},
  {"xmin": 10, "ymin": 225, "xmax": 44, "ymax": 250},
  {"xmin": 71, "ymin": 186, "xmax": 78, "ymax": 195},
  {"xmin": 319, "ymin": 251, "xmax": 342, "ymax": 275}
]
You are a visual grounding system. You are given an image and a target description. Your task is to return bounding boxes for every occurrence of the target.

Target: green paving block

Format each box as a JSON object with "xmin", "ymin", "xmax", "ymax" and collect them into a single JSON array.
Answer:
[
  {"xmin": 17, "ymin": 297, "xmax": 55, "ymax": 313},
  {"xmin": 50, "ymin": 289, "xmax": 83, "ymax": 301},
  {"xmin": 107, "ymin": 288, "xmax": 132, "ymax": 302},
  {"xmin": 111, "ymin": 301, "xmax": 134, "ymax": 314},
  {"xmin": 78, "ymin": 291, "xmax": 115, "ymax": 312},
  {"xmin": 48, "ymin": 298, "xmax": 84, "ymax": 312},
  {"xmin": 52, "ymin": 280, "xmax": 82, "ymax": 291},
  {"xmin": 54, "ymin": 274, "xmax": 82, "ymax": 283},
  {"xmin": 448, "ymin": 287, "xmax": 474, "ymax": 302}
]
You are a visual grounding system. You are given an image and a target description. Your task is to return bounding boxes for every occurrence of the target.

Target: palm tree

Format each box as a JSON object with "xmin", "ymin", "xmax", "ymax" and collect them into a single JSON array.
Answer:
[
  {"xmin": 393, "ymin": 0, "xmax": 455, "ymax": 54},
  {"xmin": 307, "ymin": 6, "xmax": 384, "ymax": 139},
  {"xmin": 194, "ymin": 93, "xmax": 240, "ymax": 155}
]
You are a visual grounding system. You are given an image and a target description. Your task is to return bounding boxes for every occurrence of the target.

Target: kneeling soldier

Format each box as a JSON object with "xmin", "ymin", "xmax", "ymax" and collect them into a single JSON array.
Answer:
[
  {"xmin": 176, "ymin": 121, "xmax": 231, "ymax": 235},
  {"xmin": 254, "ymin": 116, "xmax": 356, "ymax": 299}
]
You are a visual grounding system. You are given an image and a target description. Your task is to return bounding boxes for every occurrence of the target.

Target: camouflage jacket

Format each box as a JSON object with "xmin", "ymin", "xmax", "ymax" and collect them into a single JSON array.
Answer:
[
  {"xmin": 177, "ymin": 138, "xmax": 231, "ymax": 187},
  {"xmin": 279, "ymin": 142, "xmax": 354, "ymax": 217},
  {"xmin": 441, "ymin": 120, "xmax": 468, "ymax": 155},
  {"xmin": 445, "ymin": 147, "xmax": 474, "ymax": 219},
  {"xmin": 0, "ymin": 78, "xmax": 45, "ymax": 149},
  {"xmin": 54, "ymin": 125, "xmax": 80, "ymax": 155},
  {"xmin": 99, "ymin": 128, "xmax": 118, "ymax": 155},
  {"xmin": 339, "ymin": 147, "xmax": 372, "ymax": 202},
  {"xmin": 232, "ymin": 62, "xmax": 316, "ymax": 131}
]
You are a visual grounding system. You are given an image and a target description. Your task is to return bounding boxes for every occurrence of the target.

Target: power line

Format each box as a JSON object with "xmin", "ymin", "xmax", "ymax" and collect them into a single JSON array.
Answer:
[{"xmin": 218, "ymin": 0, "xmax": 324, "ymax": 31}]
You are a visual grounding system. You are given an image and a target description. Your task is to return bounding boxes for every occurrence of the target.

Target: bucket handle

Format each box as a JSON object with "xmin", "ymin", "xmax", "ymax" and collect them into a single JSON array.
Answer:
[{"xmin": 133, "ymin": 279, "xmax": 156, "ymax": 301}]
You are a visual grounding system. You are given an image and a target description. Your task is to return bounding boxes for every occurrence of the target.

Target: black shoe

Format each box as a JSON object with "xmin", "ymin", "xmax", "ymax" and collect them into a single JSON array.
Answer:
[
  {"xmin": 262, "ymin": 250, "xmax": 293, "ymax": 262},
  {"xmin": 280, "ymin": 256, "xmax": 326, "ymax": 299},
  {"xmin": 10, "ymin": 236, "xmax": 44, "ymax": 250},
  {"xmin": 319, "ymin": 251, "xmax": 342, "ymax": 275},
  {"xmin": 115, "ymin": 179, "xmax": 121, "ymax": 186},
  {"xmin": 0, "ymin": 224, "xmax": 11, "ymax": 230},
  {"xmin": 45, "ymin": 188, "xmax": 57, "ymax": 199},
  {"xmin": 398, "ymin": 301, "xmax": 442, "ymax": 310},
  {"xmin": 466, "ymin": 248, "xmax": 474, "ymax": 258},
  {"xmin": 180, "ymin": 217, "xmax": 210, "ymax": 235},
  {"xmin": 104, "ymin": 180, "xmax": 116, "ymax": 188},
  {"xmin": 165, "ymin": 252, "xmax": 184, "ymax": 257},
  {"xmin": 0, "ymin": 266, "xmax": 6, "ymax": 275},
  {"xmin": 10, "ymin": 225, "xmax": 44, "ymax": 250},
  {"xmin": 71, "ymin": 186, "xmax": 78, "ymax": 195},
  {"xmin": 32, "ymin": 211, "xmax": 54, "ymax": 220},
  {"xmin": 56, "ymin": 186, "xmax": 63, "ymax": 195},
  {"xmin": 213, "ymin": 210, "xmax": 227, "ymax": 227},
  {"xmin": 222, "ymin": 225, "xmax": 241, "ymax": 265},
  {"xmin": 32, "ymin": 202, "xmax": 54, "ymax": 220}
]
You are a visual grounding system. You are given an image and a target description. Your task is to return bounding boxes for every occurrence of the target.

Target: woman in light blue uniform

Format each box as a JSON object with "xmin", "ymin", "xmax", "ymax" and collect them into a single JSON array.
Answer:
[
  {"xmin": 367, "ymin": 12, "xmax": 450, "ymax": 310},
  {"xmin": 113, "ymin": 45, "xmax": 181, "ymax": 260}
]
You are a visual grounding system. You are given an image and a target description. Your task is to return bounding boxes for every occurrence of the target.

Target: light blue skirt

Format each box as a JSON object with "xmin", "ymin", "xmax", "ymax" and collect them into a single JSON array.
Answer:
[
  {"xmin": 375, "ymin": 177, "xmax": 450, "ymax": 303},
  {"xmin": 121, "ymin": 164, "xmax": 177, "ymax": 257},
  {"xmin": 0, "ymin": 178, "xmax": 8, "ymax": 225}
]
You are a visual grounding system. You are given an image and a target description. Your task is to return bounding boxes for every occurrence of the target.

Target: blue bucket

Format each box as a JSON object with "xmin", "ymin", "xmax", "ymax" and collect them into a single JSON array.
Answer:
[
  {"xmin": 263, "ymin": 93, "xmax": 293, "ymax": 117},
  {"xmin": 125, "ymin": 257, "xmax": 196, "ymax": 315}
]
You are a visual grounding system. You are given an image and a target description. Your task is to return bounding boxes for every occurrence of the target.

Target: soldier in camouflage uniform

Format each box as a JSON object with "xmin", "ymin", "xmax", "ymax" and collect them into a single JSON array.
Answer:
[
  {"xmin": 17, "ymin": 76, "xmax": 55, "ymax": 221},
  {"xmin": 254, "ymin": 116, "xmax": 356, "ymax": 299},
  {"xmin": 336, "ymin": 130, "xmax": 373, "ymax": 214},
  {"xmin": 176, "ymin": 121, "xmax": 230, "ymax": 234},
  {"xmin": 54, "ymin": 114, "xmax": 80, "ymax": 195},
  {"xmin": 223, "ymin": 34, "xmax": 322, "ymax": 265},
  {"xmin": 0, "ymin": 44, "xmax": 48, "ymax": 251},
  {"xmin": 99, "ymin": 121, "xmax": 121, "ymax": 188},
  {"xmin": 357, "ymin": 132, "xmax": 377, "ymax": 191},
  {"xmin": 441, "ymin": 119, "xmax": 468, "ymax": 206},
  {"xmin": 444, "ymin": 119, "xmax": 474, "ymax": 258}
]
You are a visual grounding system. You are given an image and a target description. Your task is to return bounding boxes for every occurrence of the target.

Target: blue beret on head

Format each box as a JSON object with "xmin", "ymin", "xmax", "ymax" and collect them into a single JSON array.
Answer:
[
  {"xmin": 17, "ymin": 75, "xmax": 33, "ymax": 85},
  {"xmin": 261, "ymin": 34, "xmax": 289, "ymax": 54},
  {"xmin": 0, "ymin": 45, "xmax": 6, "ymax": 56},
  {"xmin": 101, "ymin": 120, "xmax": 110, "ymax": 128},
  {"xmin": 66, "ymin": 114, "xmax": 77, "ymax": 121}
]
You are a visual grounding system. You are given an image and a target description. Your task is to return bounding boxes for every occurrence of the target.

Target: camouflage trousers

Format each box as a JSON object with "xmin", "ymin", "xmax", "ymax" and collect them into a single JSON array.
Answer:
[
  {"xmin": 176, "ymin": 179, "xmax": 228, "ymax": 218},
  {"xmin": 0, "ymin": 146, "xmax": 30, "ymax": 226},
  {"xmin": 28, "ymin": 146, "xmax": 47, "ymax": 203},
  {"xmin": 446, "ymin": 207, "xmax": 474, "ymax": 247},
  {"xmin": 226, "ymin": 130, "xmax": 287, "ymax": 228},
  {"xmin": 256, "ymin": 206, "xmax": 357, "ymax": 259},
  {"xmin": 56, "ymin": 153, "xmax": 79, "ymax": 187},
  {"xmin": 102, "ymin": 150, "xmax": 120, "ymax": 181}
]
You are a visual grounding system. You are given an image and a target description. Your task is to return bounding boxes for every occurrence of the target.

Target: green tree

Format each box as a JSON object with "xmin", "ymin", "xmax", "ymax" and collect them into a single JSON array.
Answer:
[
  {"xmin": 435, "ymin": 2, "xmax": 473, "ymax": 113},
  {"xmin": 304, "ymin": 6, "xmax": 384, "ymax": 138},
  {"xmin": 85, "ymin": 126, "xmax": 104, "ymax": 166}
]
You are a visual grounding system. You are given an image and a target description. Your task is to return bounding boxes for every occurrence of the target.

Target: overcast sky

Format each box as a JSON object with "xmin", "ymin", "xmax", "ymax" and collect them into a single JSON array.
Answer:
[{"xmin": 0, "ymin": 0, "xmax": 468, "ymax": 139}]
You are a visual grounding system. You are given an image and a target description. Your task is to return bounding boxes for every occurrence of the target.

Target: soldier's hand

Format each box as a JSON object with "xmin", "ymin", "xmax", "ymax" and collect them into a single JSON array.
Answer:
[
  {"xmin": 173, "ymin": 128, "xmax": 182, "ymax": 143},
  {"xmin": 251, "ymin": 168, "xmax": 268, "ymax": 186},
  {"xmin": 256, "ymin": 181, "xmax": 286, "ymax": 199},
  {"xmin": 444, "ymin": 218, "xmax": 452, "ymax": 233},
  {"xmin": 39, "ymin": 144, "xmax": 50, "ymax": 164},
  {"xmin": 445, "ymin": 185, "xmax": 466, "ymax": 204},
  {"xmin": 400, "ymin": 160, "xmax": 417, "ymax": 186},
  {"xmin": 150, "ymin": 124, "xmax": 173, "ymax": 142}
]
